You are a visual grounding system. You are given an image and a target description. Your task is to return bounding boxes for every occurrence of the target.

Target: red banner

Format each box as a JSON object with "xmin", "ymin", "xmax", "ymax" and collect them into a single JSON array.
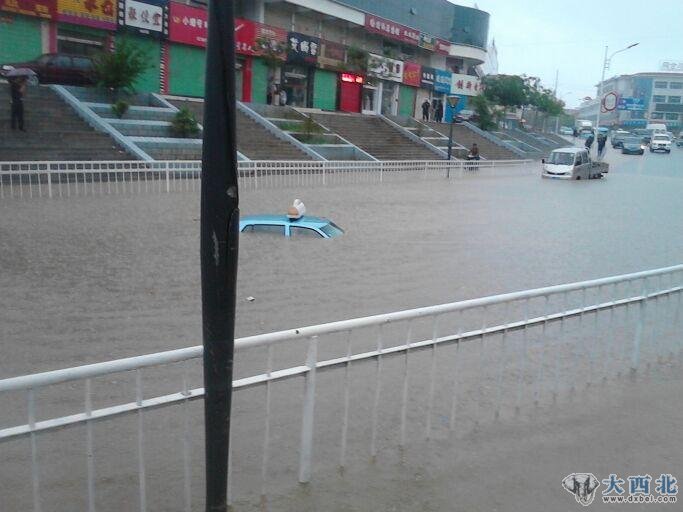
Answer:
[
  {"xmin": 234, "ymin": 17, "xmax": 256, "ymax": 54},
  {"xmin": 254, "ymin": 21, "xmax": 287, "ymax": 58},
  {"xmin": 365, "ymin": 14, "xmax": 419, "ymax": 46},
  {"xmin": 402, "ymin": 61, "xmax": 421, "ymax": 87},
  {"xmin": 234, "ymin": 18, "xmax": 287, "ymax": 58},
  {"xmin": 168, "ymin": 2, "xmax": 207, "ymax": 47},
  {"xmin": 0, "ymin": 0, "xmax": 55, "ymax": 19}
]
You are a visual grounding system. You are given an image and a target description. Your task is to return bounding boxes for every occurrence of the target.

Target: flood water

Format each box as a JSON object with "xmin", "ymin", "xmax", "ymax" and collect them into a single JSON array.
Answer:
[{"xmin": 1, "ymin": 147, "xmax": 682, "ymax": 511}]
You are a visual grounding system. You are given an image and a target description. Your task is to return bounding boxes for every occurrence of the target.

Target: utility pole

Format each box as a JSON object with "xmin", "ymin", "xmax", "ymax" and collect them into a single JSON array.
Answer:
[{"xmin": 201, "ymin": 1, "xmax": 239, "ymax": 511}]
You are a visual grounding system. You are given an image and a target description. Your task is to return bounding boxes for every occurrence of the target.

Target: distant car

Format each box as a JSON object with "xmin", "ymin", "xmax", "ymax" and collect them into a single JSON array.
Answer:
[
  {"xmin": 677, "ymin": 138, "xmax": 683, "ymax": 147},
  {"xmin": 0, "ymin": 53, "xmax": 95, "ymax": 86},
  {"xmin": 239, "ymin": 215, "xmax": 344, "ymax": 238},
  {"xmin": 649, "ymin": 134, "xmax": 671, "ymax": 153},
  {"xmin": 621, "ymin": 136, "xmax": 645, "ymax": 155},
  {"xmin": 559, "ymin": 126, "xmax": 574, "ymax": 136},
  {"xmin": 633, "ymin": 129, "xmax": 652, "ymax": 145},
  {"xmin": 610, "ymin": 130, "xmax": 631, "ymax": 148}
]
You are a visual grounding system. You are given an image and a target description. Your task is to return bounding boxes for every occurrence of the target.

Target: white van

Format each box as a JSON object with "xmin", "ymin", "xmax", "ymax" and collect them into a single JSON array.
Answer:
[
  {"xmin": 542, "ymin": 147, "xmax": 598, "ymax": 180},
  {"xmin": 646, "ymin": 123, "xmax": 667, "ymax": 135}
]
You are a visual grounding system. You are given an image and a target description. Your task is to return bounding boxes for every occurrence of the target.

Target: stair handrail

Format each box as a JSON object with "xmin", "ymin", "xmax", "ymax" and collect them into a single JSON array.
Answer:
[
  {"xmin": 462, "ymin": 121, "xmax": 530, "ymax": 158},
  {"xmin": 51, "ymin": 85, "xmax": 153, "ymax": 161},
  {"xmin": 379, "ymin": 115, "xmax": 448, "ymax": 159},
  {"xmin": 237, "ymin": 102, "xmax": 326, "ymax": 161},
  {"xmin": 298, "ymin": 112, "xmax": 378, "ymax": 161}
]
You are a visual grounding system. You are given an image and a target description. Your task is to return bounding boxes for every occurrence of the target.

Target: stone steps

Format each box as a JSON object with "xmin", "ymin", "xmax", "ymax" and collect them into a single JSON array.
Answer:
[
  {"xmin": 425, "ymin": 122, "xmax": 518, "ymax": 160},
  {"xmin": 0, "ymin": 84, "xmax": 131, "ymax": 161},
  {"xmin": 310, "ymin": 113, "xmax": 438, "ymax": 160},
  {"xmin": 169, "ymin": 99, "xmax": 312, "ymax": 161}
]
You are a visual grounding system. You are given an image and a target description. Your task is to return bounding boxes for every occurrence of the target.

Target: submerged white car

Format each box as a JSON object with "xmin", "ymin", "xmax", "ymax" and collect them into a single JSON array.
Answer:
[{"xmin": 541, "ymin": 148, "xmax": 605, "ymax": 180}]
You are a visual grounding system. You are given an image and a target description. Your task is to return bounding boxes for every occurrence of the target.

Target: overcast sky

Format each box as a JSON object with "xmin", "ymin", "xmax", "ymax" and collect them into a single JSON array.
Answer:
[{"xmin": 467, "ymin": 0, "xmax": 683, "ymax": 108}]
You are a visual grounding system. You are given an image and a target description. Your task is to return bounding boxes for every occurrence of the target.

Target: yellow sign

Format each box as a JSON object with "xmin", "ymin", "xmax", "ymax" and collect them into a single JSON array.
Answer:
[{"xmin": 57, "ymin": 0, "xmax": 116, "ymax": 29}]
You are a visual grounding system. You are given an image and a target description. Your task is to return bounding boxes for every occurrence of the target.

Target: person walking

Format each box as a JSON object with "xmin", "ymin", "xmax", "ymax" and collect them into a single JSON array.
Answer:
[
  {"xmin": 9, "ymin": 77, "xmax": 27, "ymax": 132},
  {"xmin": 435, "ymin": 100, "xmax": 444, "ymax": 123},
  {"xmin": 597, "ymin": 132, "xmax": 607, "ymax": 159},
  {"xmin": 584, "ymin": 131, "xmax": 595, "ymax": 154},
  {"xmin": 421, "ymin": 98, "xmax": 430, "ymax": 121}
]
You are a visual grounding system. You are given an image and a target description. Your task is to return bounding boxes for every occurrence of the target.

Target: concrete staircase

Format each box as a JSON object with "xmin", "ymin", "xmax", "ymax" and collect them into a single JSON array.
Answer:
[
  {"xmin": 310, "ymin": 113, "xmax": 439, "ymax": 160},
  {"xmin": 0, "ymin": 84, "xmax": 130, "ymax": 161},
  {"xmin": 425, "ymin": 122, "xmax": 518, "ymax": 160},
  {"xmin": 170, "ymin": 99, "xmax": 311, "ymax": 160},
  {"xmin": 508, "ymin": 128, "xmax": 564, "ymax": 151}
]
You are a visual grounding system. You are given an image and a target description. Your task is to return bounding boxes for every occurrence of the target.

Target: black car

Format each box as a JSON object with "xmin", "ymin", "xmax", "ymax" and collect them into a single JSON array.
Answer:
[{"xmin": 1, "ymin": 53, "xmax": 96, "ymax": 86}]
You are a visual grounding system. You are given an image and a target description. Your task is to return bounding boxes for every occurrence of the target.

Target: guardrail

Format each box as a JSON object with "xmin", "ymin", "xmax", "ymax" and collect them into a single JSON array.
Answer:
[
  {"xmin": 0, "ymin": 159, "xmax": 535, "ymax": 199},
  {"xmin": 1, "ymin": 264, "xmax": 681, "ymax": 510}
]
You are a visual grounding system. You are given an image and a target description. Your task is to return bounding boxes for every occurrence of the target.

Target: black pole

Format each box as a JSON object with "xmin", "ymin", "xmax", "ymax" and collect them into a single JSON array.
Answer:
[
  {"xmin": 447, "ymin": 118, "xmax": 454, "ymax": 178},
  {"xmin": 201, "ymin": 1, "xmax": 239, "ymax": 511}
]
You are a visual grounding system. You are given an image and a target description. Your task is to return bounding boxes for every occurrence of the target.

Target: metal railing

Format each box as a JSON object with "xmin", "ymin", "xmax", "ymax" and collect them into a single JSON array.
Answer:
[
  {"xmin": 0, "ymin": 159, "xmax": 535, "ymax": 199},
  {"xmin": 1, "ymin": 264, "xmax": 681, "ymax": 510}
]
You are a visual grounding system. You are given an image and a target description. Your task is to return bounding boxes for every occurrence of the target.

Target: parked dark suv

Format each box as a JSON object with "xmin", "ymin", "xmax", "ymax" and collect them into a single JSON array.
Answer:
[{"xmin": 1, "ymin": 53, "xmax": 96, "ymax": 86}]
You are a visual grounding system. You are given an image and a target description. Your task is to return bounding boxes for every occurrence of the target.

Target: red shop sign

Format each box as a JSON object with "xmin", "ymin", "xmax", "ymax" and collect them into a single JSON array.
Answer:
[
  {"xmin": 0, "ymin": 0, "xmax": 55, "ymax": 19},
  {"xmin": 341, "ymin": 72, "xmax": 364, "ymax": 84},
  {"xmin": 402, "ymin": 61, "xmax": 421, "ymax": 87},
  {"xmin": 435, "ymin": 38, "xmax": 451, "ymax": 55},
  {"xmin": 234, "ymin": 17, "xmax": 256, "ymax": 54},
  {"xmin": 365, "ymin": 14, "xmax": 419, "ymax": 46},
  {"xmin": 253, "ymin": 21, "xmax": 287, "ymax": 58},
  {"xmin": 169, "ymin": 2, "xmax": 207, "ymax": 47}
]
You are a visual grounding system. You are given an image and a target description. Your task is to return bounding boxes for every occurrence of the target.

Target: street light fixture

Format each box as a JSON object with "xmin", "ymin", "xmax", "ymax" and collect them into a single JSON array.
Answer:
[{"xmin": 595, "ymin": 43, "xmax": 639, "ymax": 137}]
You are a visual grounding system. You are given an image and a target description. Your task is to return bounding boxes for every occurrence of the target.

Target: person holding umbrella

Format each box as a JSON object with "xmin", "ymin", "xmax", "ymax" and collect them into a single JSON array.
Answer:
[{"xmin": 3, "ymin": 67, "xmax": 36, "ymax": 131}]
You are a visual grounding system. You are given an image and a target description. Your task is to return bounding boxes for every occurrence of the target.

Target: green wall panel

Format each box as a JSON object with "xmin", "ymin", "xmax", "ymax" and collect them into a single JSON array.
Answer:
[
  {"xmin": 399, "ymin": 85, "xmax": 416, "ymax": 117},
  {"xmin": 169, "ymin": 43, "xmax": 205, "ymax": 97},
  {"xmin": 313, "ymin": 69, "xmax": 337, "ymax": 110},
  {"xmin": 116, "ymin": 34, "xmax": 160, "ymax": 93},
  {"xmin": 251, "ymin": 58, "xmax": 268, "ymax": 104},
  {"xmin": 0, "ymin": 15, "xmax": 43, "ymax": 64}
]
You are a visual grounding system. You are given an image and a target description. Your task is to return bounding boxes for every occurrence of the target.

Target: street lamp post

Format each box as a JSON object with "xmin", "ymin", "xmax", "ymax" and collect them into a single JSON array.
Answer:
[
  {"xmin": 446, "ymin": 95, "xmax": 460, "ymax": 178},
  {"xmin": 201, "ymin": 1, "xmax": 239, "ymax": 511},
  {"xmin": 594, "ymin": 43, "xmax": 639, "ymax": 137},
  {"xmin": 555, "ymin": 91, "xmax": 572, "ymax": 134}
]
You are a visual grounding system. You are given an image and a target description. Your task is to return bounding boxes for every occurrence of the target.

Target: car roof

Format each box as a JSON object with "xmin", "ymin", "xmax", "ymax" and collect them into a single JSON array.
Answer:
[
  {"xmin": 551, "ymin": 147, "xmax": 585, "ymax": 154},
  {"xmin": 240, "ymin": 214, "xmax": 330, "ymax": 228}
]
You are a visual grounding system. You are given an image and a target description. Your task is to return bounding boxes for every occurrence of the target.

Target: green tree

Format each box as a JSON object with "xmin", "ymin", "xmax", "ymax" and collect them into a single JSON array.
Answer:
[
  {"xmin": 482, "ymin": 74, "xmax": 528, "ymax": 110},
  {"xmin": 470, "ymin": 95, "xmax": 496, "ymax": 131},
  {"xmin": 94, "ymin": 38, "xmax": 152, "ymax": 97},
  {"xmin": 171, "ymin": 108, "xmax": 200, "ymax": 138}
]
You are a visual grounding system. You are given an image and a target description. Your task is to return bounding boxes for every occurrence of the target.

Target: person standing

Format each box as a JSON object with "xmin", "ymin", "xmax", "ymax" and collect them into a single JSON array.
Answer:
[
  {"xmin": 10, "ymin": 77, "xmax": 27, "ymax": 132},
  {"xmin": 435, "ymin": 100, "xmax": 444, "ymax": 123},
  {"xmin": 421, "ymin": 98, "xmax": 430, "ymax": 121},
  {"xmin": 279, "ymin": 87, "xmax": 287, "ymax": 106}
]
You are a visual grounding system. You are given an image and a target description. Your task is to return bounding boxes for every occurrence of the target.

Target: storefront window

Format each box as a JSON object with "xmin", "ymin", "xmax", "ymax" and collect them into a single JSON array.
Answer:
[
  {"xmin": 282, "ymin": 65, "xmax": 312, "ymax": 108},
  {"xmin": 57, "ymin": 29, "xmax": 106, "ymax": 57},
  {"xmin": 363, "ymin": 78, "xmax": 378, "ymax": 113},
  {"xmin": 381, "ymin": 83, "xmax": 397, "ymax": 115}
]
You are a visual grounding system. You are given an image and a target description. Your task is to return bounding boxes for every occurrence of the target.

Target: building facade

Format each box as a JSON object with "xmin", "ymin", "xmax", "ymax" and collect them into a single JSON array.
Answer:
[
  {"xmin": 0, "ymin": 0, "xmax": 491, "ymax": 117},
  {"xmin": 575, "ymin": 72, "xmax": 683, "ymax": 131}
]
